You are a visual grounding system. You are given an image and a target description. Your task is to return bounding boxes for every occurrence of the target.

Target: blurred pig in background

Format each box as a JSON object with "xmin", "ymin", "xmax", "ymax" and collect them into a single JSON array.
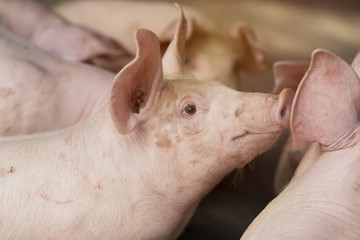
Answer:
[
  {"xmin": 0, "ymin": 27, "xmax": 115, "ymax": 136},
  {"xmin": 55, "ymin": 1, "xmax": 270, "ymax": 90},
  {"xmin": 0, "ymin": 0, "xmax": 133, "ymax": 71}
]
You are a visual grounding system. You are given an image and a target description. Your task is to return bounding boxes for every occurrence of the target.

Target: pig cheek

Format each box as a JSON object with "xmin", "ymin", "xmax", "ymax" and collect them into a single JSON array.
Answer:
[
  {"xmin": 179, "ymin": 113, "xmax": 206, "ymax": 136},
  {"xmin": 235, "ymin": 132, "xmax": 281, "ymax": 165}
]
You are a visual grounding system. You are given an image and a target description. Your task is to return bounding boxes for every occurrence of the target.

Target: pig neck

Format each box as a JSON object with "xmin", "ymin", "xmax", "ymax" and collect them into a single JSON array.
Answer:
[
  {"xmin": 321, "ymin": 126, "xmax": 360, "ymax": 151},
  {"xmin": 243, "ymin": 145, "xmax": 360, "ymax": 240},
  {"xmin": 78, "ymin": 104, "xmax": 219, "ymax": 238}
]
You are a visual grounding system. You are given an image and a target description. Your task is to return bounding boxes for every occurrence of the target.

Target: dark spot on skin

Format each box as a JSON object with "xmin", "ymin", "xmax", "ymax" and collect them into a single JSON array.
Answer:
[
  {"xmin": 130, "ymin": 90, "xmax": 146, "ymax": 113},
  {"xmin": 235, "ymin": 108, "xmax": 244, "ymax": 118},
  {"xmin": 156, "ymin": 136, "xmax": 172, "ymax": 148},
  {"xmin": 0, "ymin": 166, "xmax": 15, "ymax": 177},
  {"xmin": 191, "ymin": 159, "xmax": 199, "ymax": 165},
  {"xmin": 155, "ymin": 131, "xmax": 172, "ymax": 148}
]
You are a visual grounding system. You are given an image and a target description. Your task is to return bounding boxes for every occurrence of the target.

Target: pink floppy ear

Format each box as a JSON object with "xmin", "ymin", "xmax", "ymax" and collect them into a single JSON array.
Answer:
[
  {"xmin": 272, "ymin": 61, "xmax": 309, "ymax": 94},
  {"xmin": 290, "ymin": 49, "xmax": 360, "ymax": 148},
  {"xmin": 109, "ymin": 29, "xmax": 163, "ymax": 134},
  {"xmin": 229, "ymin": 21, "xmax": 269, "ymax": 74},
  {"xmin": 351, "ymin": 51, "xmax": 360, "ymax": 76}
]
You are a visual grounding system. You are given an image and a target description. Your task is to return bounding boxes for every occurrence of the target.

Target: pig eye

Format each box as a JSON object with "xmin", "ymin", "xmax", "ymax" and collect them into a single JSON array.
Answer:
[{"xmin": 183, "ymin": 103, "xmax": 197, "ymax": 116}]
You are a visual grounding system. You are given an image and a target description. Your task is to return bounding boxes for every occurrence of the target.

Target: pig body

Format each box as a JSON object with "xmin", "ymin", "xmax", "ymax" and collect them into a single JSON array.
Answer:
[
  {"xmin": 0, "ymin": 25, "xmax": 293, "ymax": 239},
  {"xmin": 0, "ymin": 27, "xmax": 114, "ymax": 136},
  {"xmin": 55, "ymin": 1, "xmax": 269, "ymax": 90},
  {"xmin": 0, "ymin": 0, "xmax": 133, "ymax": 71},
  {"xmin": 241, "ymin": 49, "xmax": 360, "ymax": 239}
]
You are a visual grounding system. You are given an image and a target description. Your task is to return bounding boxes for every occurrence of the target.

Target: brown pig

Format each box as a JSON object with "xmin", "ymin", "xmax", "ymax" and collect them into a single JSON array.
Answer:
[
  {"xmin": 0, "ymin": 0, "xmax": 133, "ymax": 71},
  {"xmin": 55, "ymin": 1, "xmax": 269, "ymax": 90},
  {"xmin": 241, "ymin": 49, "xmax": 360, "ymax": 239},
  {"xmin": 0, "ymin": 15, "xmax": 294, "ymax": 239}
]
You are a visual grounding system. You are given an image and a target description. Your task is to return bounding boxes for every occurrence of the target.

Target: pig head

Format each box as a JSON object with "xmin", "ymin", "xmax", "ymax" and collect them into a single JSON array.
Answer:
[
  {"xmin": 0, "ymin": 13, "xmax": 293, "ymax": 239},
  {"xmin": 93, "ymin": 9, "xmax": 292, "ymax": 237},
  {"xmin": 241, "ymin": 49, "xmax": 360, "ymax": 240}
]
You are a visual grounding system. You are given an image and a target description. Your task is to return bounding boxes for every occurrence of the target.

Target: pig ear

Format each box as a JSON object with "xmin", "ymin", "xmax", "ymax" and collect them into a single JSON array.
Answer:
[
  {"xmin": 158, "ymin": 11, "xmax": 193, "ymax": 44},
  {"xmin": 291, "ymin": 49, "xmax": 360, "ymax": 148},
  {"xmin": 272, "ymin": 61, "xmax": 309, "ymax": 94},
  {"xmin": 351, "ymin": 51, "xmax": 360, "ymax": 76},
  {"xmin": 230, "ymin": 21, "xmax": 269, "ymax": 73},
  {"xmin": 161, "ymin": 3, "xmax": 188, "ymax": 76},
  {"xmin": 109, "ymin": 29, "xmax": 163, "ymax": 134}
]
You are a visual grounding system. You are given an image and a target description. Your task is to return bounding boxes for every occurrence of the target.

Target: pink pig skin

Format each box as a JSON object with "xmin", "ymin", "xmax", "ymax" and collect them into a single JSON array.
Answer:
[
  {"xmin": 274, "ymin": 51, "xmax": 360, "ymax": 194},
  {"xmin": 241, "ymin": 49, "xmax": 360, "ymax": 240},
  {"xmin": 0, "ymin": 27, "xmax": 114, "ymax": 136},
  {"xmin": 0, "ymin": 28, "xmax": 293, "ymax": 239},
  {"xmin": 0, "ymin": 0, "xmax": 133, "ymax": 72}
]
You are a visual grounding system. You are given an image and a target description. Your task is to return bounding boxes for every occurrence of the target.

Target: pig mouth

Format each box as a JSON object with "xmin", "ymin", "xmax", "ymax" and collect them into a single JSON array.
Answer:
[{"xmin": 231, "ymin": 130, "xmax": 282, "ymax": 141}]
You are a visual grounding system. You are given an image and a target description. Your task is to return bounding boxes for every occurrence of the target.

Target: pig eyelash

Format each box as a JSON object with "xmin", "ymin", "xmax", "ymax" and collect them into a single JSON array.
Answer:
[{"xmin": 183, "ymin": 102, "xmax": 198, "ymax": 116}]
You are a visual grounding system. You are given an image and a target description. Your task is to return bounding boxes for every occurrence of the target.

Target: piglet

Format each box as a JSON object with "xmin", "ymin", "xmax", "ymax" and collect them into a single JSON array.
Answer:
[
  {"xmin": 0, "ymin": 27, "xmax": 114, "ymax": 136},
  {"xmin": 0, "ymin": 13, "xmax": 293, "ymax": 239},
  {"xmin": 241, "ymin": 49, "xmax": 360, "ymax": 239},
  {"xmin": 0, "ymin": 0, "xmax": 133, "ymax": 71},
  {"xmin": 55, "ymin": 0, "xmax": 269, "ymax": 90}
]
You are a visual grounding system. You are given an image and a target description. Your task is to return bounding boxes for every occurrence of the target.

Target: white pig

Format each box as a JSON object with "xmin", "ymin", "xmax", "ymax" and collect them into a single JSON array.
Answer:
[
  {"xmin": 55, "ymin": 1, "xmax": 269, "ymax": 90},
  {"xmin": 0, "ymin": 14, "xmax": 293, "ymax": 239},
  {"xmin": 273, "ymin": 52, "xmax": 360, "ymax": 194},
  {"xmin": 0, "ymin": 0, "xmax": 133, "ymax": 71},
  {"xmin": 241, "ymin": 49, "xmax": 360, "ymax": 239},
  {"xmin": 0, "ymin": 27, "xmax": 115, "ymax": 136}
]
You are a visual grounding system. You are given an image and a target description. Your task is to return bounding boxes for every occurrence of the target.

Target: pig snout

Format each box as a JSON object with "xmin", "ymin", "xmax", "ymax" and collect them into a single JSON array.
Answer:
[{"xmin": 274, "ymin": 88, "xmax": 294, "ymax": 128}]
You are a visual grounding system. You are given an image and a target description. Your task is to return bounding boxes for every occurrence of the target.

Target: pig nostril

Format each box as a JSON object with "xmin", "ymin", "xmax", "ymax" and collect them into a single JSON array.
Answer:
[
  {"xmin": 276, "ymin": 88, "xmax": 294, "ymax": 128},
  {"xmin": 280, "ymin": 107, "xmax": 287, "ymax": 118}
]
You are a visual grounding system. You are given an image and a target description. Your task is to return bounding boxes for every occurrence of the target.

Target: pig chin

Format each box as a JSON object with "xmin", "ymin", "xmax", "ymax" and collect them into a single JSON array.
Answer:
[{"xmin": 232, "ymin": 131, "xmax": 282, "ymax": 167}]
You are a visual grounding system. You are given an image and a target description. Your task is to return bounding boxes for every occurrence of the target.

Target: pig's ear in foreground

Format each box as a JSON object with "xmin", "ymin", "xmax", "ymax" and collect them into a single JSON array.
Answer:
[
  {"xmin": 229, "ymin": 21, "xmax": 269, "ymax": 74},
  {"xmin": 290, "ymin": 49, "xmax": 360, "ymax": 148},
  {"xmin": 109, "ymin": 29, "xmax": 163, "ymax": 134},
  {"xmin": 272, "ymin": 61, "xmax": 309, "ymax": 94}
]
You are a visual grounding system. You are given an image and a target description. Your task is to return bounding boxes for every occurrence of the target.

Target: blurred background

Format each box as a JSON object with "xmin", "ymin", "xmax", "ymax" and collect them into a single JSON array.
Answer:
[{"xmin": 35, "ymin": 0, "xmax": 360, "ymax": 239}]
